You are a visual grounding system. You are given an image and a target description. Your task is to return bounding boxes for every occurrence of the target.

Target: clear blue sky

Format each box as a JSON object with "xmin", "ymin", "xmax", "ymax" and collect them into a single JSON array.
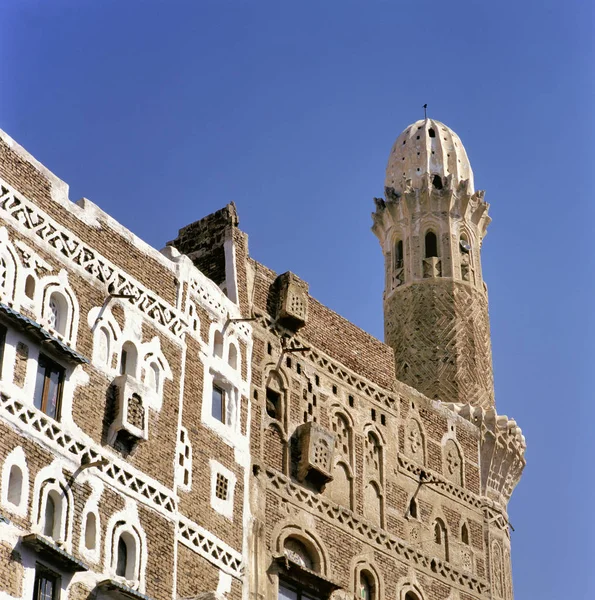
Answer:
[{"xmin": 1, "ymin": 1, "xmax": 593, "ymax": 598}]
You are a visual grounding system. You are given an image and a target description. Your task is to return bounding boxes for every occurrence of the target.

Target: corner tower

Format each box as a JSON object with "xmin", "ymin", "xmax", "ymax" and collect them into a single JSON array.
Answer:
[{"xmin": 372, "ymin": 118, "xmax": 494, "ymax": 407}]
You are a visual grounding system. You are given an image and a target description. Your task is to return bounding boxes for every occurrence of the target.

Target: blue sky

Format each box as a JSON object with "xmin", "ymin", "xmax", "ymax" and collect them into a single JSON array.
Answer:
[{"xmin": 1, "ymin": 1, "xmax": 593, "ymax": 598}]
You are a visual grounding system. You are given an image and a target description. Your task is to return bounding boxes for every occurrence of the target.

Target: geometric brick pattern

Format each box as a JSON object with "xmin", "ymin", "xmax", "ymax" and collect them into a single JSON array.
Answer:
[
  {"xmin": 265, "ymin": 467, "xmax": 489, "ymax": 595},
  {"xmin": 177, "ymin": 515, "xmax": 244, "ymax": 580},
  {"xmin": 0, "ymin": 179, "xmax": 188, "ymax": 339},
  {"xmin": 385, "ymin": 280, "xmax": 494, "ymax": 408}
]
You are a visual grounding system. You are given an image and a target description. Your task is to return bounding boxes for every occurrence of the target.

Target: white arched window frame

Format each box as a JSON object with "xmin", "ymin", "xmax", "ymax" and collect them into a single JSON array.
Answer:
[
  {"xmin": 110, "ymin": 523, "xmax": 143, "ymax": 583},
  {"xmin": 94, "ymin": 326, "xmax": 112, "ymax": 369},
  {"xmin": 120, "ymin": 341, "xmax": 139, "ymax": 378},
  {"xmin": 227, "ymin": 341, "xmax": 239, "ymax": 370},
  {"xmin": 1, "ymin": 446, "xmax": 29, "ymax": 517},
  {"xmin": 40, "ymin": 278, "xmax": 78, "ymax": 345},
  {"xmin": 0, "ymin": 228, "xmax": 20, "ymax": 305},
  {"xmin": 38, "ymin": 483, "xmax": 69, "ymax": 542}
]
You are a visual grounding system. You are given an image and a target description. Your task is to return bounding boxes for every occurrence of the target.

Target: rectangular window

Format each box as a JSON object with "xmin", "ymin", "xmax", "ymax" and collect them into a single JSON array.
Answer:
[
  {"xmin": 33, "ymin": 354, "xmax": 64, "ymax": 420},
  {"xmin": 0, "ymin": 324, "xmax": 6, "ymax": 375},
  {"xmin": 33, "ymin": 568, "xmax": 59, "ymax": 600},
  {"xmin": 279, "ymin": 581, "xmax": 320, "ymax": 600},
  {"xmin": 212, "ymin": 385, "xmax": 225, "ymax": 423}
]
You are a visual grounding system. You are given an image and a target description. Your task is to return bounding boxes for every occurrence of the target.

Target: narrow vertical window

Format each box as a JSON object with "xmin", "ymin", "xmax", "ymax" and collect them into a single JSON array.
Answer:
[
  {"xmin": 84, "ymin": 513, "xmax": 97, "ymax": 550},
  {"xmin": 359, "ymin": 571, "xmax": 375, "ymax": 600},
  {"xmin": 212, "ymin": 385, "xmax": 225, "ymax": 423},
  {"xmin": 43, "ymin": 494, "xmax": 56, "ymax": 537},
  {"xmin": 116, "ymin": 536, "xmax": 128, "ymax": 577},
  {"xmin": 25, "ymin": 275, "xmax": 36, "ymax": 299},
  {"xmin": 425, "ymin": 231, "xmax": 438, "ymax": 258},
  {"xmin": 394, "ymin": 239, "xmax": 404, "ymax": 268},
  {"xmin": 0, "ymin": 324, "xmax": 6, "ymax": 374},
  {"xmin": 33, "ymin": 355, "xmax": 64, "ymax": 420},
  {"xmin": 7, "ymin": 465, "xmax": 23, "ymax": 506},
  {"xmin": 461, "ymin": 522, "xmax": 469, "ymax": 545}
]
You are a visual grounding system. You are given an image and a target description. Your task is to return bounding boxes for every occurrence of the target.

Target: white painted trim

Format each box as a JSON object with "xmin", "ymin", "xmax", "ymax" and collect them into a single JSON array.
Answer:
[
  {"xmin": 209, "ymin": 460, "xmax": 236, "ymax": 520},
  {"xmin": 0, "ymin": 446, "xmax": 29, "ymax": 517}
]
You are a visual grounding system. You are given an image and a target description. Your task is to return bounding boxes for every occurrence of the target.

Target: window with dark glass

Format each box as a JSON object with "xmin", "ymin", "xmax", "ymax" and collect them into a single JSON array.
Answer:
[
  {"xmin": 394, "ymin": 240, "xmax": 404, "ymax": 269},
  {"xmin": 33, "ymin": 568, "xmax": 59, "ymax": 600},
  {"xmin": 212, "ymin": 385, "xmax": 225, "ymax": 422},
  {"xmin": 278, "ymin": 580, "xmax": 320, "ymax": 600},
  {"xmin": 116, "ymin": 536, "xmax": 128, "ymax": 577},
  {"xmin": 425, "ymin": 231, "xmax": 438, "ymax": 258},
  {"xmin": 33, "ymin": 355, "xmax": 64, "ymax": 420}
]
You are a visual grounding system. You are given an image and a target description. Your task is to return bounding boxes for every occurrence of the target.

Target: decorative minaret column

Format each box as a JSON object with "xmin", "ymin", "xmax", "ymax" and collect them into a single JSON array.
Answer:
[{"xmin": 372, "ymin": 118, "xmax": 494, "ymax": 408}]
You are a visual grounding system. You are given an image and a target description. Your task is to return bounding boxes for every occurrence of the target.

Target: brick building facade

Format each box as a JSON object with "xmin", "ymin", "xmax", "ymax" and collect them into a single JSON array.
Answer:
[{"xmin": 0, "ymin": 118, "xmax": 525, "ymax": 600}]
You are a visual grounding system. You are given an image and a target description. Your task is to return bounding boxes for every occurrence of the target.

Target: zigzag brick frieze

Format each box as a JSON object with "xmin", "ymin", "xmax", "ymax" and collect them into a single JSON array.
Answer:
[
  {"xmin": 0, "ymin": 391, "xmax": 178, "ymax": 516},
  {"xmin": 0, "ymin": 178, "xmax": 188, "ymax": 340},
  {"xmin": 254, "ymin": 311, "xmax": 397, "ymax": 411},
  {"xmin": 177, "ymin": 515, "xmax": 244, "ymax": 580},
  {"xmin": 264, "ymin": 467, "xmax": 489, "ymax": 595}
]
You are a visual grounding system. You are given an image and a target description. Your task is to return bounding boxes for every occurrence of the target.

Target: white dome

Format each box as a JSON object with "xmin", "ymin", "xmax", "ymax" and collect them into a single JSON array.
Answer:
[{"xmin": 385, "ymin": 119, "xmax": 474, "ymax": 194}]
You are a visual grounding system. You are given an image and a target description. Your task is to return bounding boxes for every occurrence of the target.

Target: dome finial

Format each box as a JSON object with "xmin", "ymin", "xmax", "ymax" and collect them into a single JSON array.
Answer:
[{"xmin": 423, "ymin": 103, "xmax": 428, "ymax": 119}]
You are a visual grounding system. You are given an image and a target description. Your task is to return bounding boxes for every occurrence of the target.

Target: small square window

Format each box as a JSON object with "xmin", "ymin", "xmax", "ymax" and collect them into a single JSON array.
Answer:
[
  {"xmin": 212, "ymin": 385, "xmax": 225, "ymax": 423},
  {"xmin": 215, "ymin": 473, "xmax": 229, "ymax": 500}
]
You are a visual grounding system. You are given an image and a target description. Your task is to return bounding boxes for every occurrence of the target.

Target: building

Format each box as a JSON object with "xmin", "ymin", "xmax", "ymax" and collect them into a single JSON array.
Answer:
[{"xmin": 0, "ymin": 117, "xmax": 526, "ymax": 600}]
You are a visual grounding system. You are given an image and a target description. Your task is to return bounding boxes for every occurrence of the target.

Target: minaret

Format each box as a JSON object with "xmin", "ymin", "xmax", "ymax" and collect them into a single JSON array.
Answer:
[{"xmin": 372, "ymin": 118, "xmax": 494, "ymax": 408}]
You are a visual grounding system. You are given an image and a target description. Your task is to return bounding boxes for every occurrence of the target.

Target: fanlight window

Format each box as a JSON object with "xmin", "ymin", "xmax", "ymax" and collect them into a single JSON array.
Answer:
[
  {"xmin": 228, "ymin": 343, "xmax": 238, "ymax": 370},
  {"xmin": 84, "ymin": 512, "xmax": 97, "ymax": 550},
  {"xmin": 213, "ymin": 330, "xmax": 224, "ymax": 358},
  {"xmin": 7, "ymin": 465, "xmax": 23, "ymax": 506},
  {"xmin": 283, "ymin": 537, "xmax": 314, "ymax": 570},
  {"xmin": 48, "ymin": 292, "xmax": 68, "ymax": 336},
  {"xmin": 25, "ymin": 275, "xmax": 35, "ymax": 299}
]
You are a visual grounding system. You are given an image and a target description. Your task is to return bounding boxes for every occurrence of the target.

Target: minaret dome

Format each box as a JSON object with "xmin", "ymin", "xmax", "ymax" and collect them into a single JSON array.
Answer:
[{"xmin": 385, "ymin": 118, "xmax": 474, "ymax": 194}]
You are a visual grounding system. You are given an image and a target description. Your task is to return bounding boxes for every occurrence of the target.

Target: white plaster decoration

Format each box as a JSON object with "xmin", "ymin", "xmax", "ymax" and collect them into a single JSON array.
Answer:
[
  {"xmin": 176, "ymin": 427, "xmax": 192, "ymax": 492},
  {"xmin": 104, "ymin": 500, "xmax": 147, "ymax": 591},
  {"xmin": 209, "ymin": 460, "xmax": 236, "ymax": 520},
  {"xmin": 0, "ymin": 227, "xmax": 19, "ymax": 305},
  {"xmin": 39, "ymin": 272, "xmax": 79, "ymax": 346},
  {"xmin": 79, "ymin": 478, "xmax": 104, "ymax": 563},
  {"xmin": 31, "ymin": 461, "xmax": 74, "ymax": 549},
  {"xmin": 200, "ymin": 323, "xmax": 249, "ymax": 448},
  {"xmin": 223, "ymin": 236, "xmax": 239, "ymax": 305},
  {"xmin": 0, "ymin": 178, "xmax": 188, "ymax": 340},
  {"xmin": 177, "ymin": 514, "xmax": 244, "ymax": 579},
  {"xmin": 0, "ymin": 389, "xmax": 178, "ymax": 519},
  {"xmin": 0, "ymin": 446, "xmax": 29, "ymax": 517}
]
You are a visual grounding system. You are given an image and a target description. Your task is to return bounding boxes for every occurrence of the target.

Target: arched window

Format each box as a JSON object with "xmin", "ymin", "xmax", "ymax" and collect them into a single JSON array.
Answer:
[
  {"xmin": 461, "ymin": 522, "xmax": 469, "ymax": 545},
  {"xmin": 116, "ymin": 535, "xmax": 128, "ymax": 576},
  {"xmin": 213, "ymin": 330, "xmax": 224, "ymax": 358},
  {"xmin": 120, "ymin": 342, "xmax": 138, "ymax": 377},
  {"xmin": 433, "ymin": 518, "xmax": 449, "ymax": 561},
  {"xmin": 283, "ymin": 537, "xmax": 314, "ymax": 570},
  {"xmin": 394, "ymin": 239, "xmax": 404, "ymax": 269},
  {"xmin": 359, "ymin": 571, "xmax": 375, "ymax": 600},
  {"xmin": 228, "ymin": 343, "xmax": 238, "ymax": 370},
  {"xmin": 48, "ymin": 292, "xmax": 68, "ymax": 336},
  {"xmin": 405, "ymin": 593, "xmax": 421, "ymax": 600},
  {"xmin": 425, "ymin": 231, "xmax": 438, "ymax": 258},
  {"xmin": 432, "ymin": 174, "xmax": 443, "ymax": 189},
  {"xmin": 409, "ymin": 497, "xmax": 418, "ymax": 519},
  {"xmin": 43, "ymin": 491, "xmax": 62, "ymax": 539},
  {"xmin": 97, "ymin": 327, "xmax": 110, "ymax": 367},
  {"xmin": 7, "ymin": 465, "xmax": 23, "ymax": 506},
  {"xmin": 146, "ymin": 362, "xmax": 160, "ymax": 393},
  {"xmin": 25, "ymin": 275, "xmax": 36, "ymax": 299},
  {"xmin": 85, "ymin": 512, "xmax": 97, "ymax": 550},
  {"xmin": 115, "ymin": 532, "xmax": 136, "ymax": 579}
]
